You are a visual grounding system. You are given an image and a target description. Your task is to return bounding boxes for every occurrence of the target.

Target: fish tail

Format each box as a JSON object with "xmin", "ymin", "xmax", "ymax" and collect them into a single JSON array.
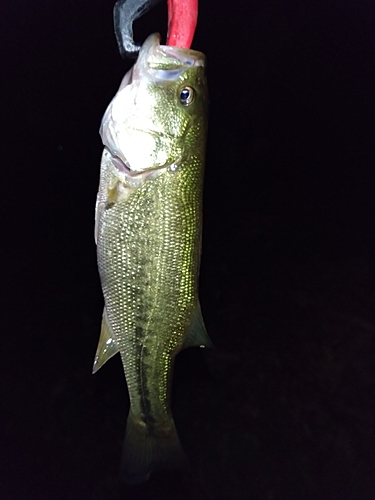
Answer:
[{"xmin": 120, "ymin": 412, "xmax": 188, "ymax": 484}]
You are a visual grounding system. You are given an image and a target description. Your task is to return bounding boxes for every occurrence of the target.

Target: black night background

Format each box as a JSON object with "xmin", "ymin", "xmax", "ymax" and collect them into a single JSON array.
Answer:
[{"xmin": 1, "ymin": 1, "xmax": 375, "ymax": 499}]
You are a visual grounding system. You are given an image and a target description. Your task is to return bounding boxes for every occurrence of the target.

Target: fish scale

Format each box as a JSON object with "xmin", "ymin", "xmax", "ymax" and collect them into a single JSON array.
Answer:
[
  {"xmin": 98, "ymin": 154, "xmax": 202, "ymax": 427},
  {"xmin": 94, "ymin": 33, "xmax": 209, "ymax": 483}
]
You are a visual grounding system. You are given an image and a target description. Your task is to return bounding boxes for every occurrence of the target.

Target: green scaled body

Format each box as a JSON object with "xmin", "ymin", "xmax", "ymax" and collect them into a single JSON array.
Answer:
[{"xmin": 93, "ymin": 34, "xmax": 210, "ymax": 484}]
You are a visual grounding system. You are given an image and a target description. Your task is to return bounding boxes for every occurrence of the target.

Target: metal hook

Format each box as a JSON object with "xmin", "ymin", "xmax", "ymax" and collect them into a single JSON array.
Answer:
[{"xmin": 114, "ymin": 0, "xmax": 161, "ymax": 59}]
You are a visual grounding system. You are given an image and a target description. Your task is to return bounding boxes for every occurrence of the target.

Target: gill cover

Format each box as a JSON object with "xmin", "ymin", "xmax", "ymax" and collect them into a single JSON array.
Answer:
[{"xmin": 99, "ymin": 33, "xmax": 206, "ymax": 174}]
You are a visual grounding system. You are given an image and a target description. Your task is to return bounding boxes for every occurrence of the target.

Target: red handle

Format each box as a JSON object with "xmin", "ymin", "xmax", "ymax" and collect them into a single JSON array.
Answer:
[{"xmin": 166, "ymin": 0, "xmax": 198, "ymax": 49}]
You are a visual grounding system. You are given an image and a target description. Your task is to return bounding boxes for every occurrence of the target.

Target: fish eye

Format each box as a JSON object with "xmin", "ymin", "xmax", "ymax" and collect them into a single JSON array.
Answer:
[{"xmin": 179, "ymin": 86, "xmax": 195, "ymax": 106}]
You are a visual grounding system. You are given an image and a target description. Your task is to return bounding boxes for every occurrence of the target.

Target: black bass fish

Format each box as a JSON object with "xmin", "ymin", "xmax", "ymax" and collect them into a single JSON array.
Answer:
[{"xmin": 93, "ymin": 33, "xmax": 210, "ymax": 483}]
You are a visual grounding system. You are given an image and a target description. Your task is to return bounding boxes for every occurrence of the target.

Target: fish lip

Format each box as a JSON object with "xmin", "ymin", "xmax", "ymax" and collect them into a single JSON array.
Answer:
[
  {"xmin": 139, "ymin": 34, "xmax": 206, "ymax": 70},
  {"xmin": 160, "ymin": 44, "xmax": 206, "ymax": 67}
]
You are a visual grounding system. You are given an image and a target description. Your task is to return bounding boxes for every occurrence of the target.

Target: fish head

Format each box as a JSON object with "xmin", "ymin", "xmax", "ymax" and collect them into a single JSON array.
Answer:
[{"xmin": 100, "ymin": 33, "xmax": 207, "ymax": 174}]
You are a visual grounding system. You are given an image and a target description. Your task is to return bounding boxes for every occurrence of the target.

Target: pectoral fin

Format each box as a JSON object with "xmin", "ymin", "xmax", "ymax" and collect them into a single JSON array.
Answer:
[
  {"xmin": 182, "ymin": 301, "xmax": 214, "ymax": 350},
  {"xmin": 94, "ymin": 197, "xmax": 101, "ymax": 245},
  {"xmin": 92, "ymin": 308, "xmax": 119, "ymax": 373}
]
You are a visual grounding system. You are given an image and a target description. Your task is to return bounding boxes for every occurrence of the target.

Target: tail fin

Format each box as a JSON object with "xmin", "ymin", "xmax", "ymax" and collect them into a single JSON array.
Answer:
[{"xmin": 120, "ymin": 412, "xmax": 188, "ymax": 485}]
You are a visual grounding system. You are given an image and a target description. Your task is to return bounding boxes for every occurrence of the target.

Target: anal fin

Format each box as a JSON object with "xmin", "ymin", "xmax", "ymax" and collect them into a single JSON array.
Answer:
[{"xmin": 92, "ymin": 308, "xmax": 119, "ymax": 373}]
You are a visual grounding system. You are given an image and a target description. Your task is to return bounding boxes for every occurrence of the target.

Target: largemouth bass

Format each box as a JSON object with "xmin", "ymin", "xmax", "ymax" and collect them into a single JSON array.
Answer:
[{"xmin": 93, "ymin": 33, "xmax": 210, "ymax": 484}]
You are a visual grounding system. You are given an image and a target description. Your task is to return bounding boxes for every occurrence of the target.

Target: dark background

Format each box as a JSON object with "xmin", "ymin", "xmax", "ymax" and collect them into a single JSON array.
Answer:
[{"xmin": 1, "ymin": 1, "xmax": 375, "ymax": 499}]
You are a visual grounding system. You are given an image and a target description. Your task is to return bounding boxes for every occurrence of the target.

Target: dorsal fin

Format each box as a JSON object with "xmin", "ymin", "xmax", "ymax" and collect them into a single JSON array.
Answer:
[
  {"xmin": 182, "ymin": 301, "xmax": 214, "ymax": 350},
  {"xmin": 92, "ymin": 308, "xmax": 119, "ymax": 373}
]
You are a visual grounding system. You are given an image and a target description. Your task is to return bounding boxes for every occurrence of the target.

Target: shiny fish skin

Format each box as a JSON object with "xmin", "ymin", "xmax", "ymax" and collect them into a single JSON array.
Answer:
[{"xmin": 94, "ymin": 34, "xmax": 209, "ymax": 483}]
